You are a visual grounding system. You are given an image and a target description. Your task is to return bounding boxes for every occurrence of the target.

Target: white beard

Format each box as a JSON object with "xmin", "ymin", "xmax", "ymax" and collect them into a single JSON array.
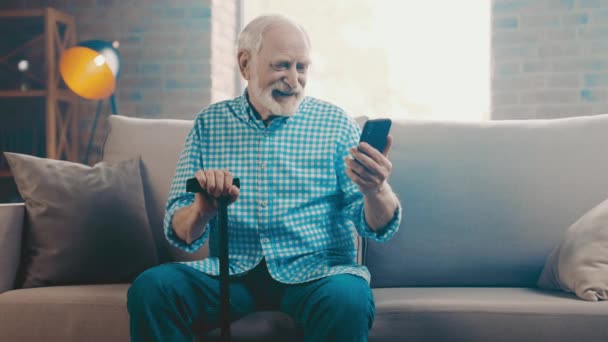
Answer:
[{"xmin": 249, "ymin": 74, "xmax": 304, "ymax": 117}]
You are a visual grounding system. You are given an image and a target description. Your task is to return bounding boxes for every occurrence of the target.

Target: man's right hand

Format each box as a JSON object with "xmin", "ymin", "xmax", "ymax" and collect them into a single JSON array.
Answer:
[
  {"xmin": 171, "ymin": 169, "xmax": 240, "ymax": 245},
  {"xmin": 192, "ymin": 169, "xmax": 240, "ymax": 216}
]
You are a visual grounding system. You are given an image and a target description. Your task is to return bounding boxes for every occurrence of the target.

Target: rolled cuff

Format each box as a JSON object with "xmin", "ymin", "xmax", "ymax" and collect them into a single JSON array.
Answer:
[
  {"xmin": 164, "ymin": 198, "xmax": 210, "ymax": 253},
  {"xmin": 357, "ymin": 203, "xmax": 401, "ymax": 242}
]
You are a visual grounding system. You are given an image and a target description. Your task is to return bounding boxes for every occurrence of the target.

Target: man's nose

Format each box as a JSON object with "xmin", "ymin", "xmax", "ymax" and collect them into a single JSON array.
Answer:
[{"xmin": 283, "ymin": 67, "xmax": 298, "ymax": 89}]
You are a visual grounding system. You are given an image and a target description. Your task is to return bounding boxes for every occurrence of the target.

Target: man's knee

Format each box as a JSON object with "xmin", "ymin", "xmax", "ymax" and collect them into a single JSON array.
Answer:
[
  {"xmin": 320, "ymin": 275, "xmax": 375, "ymax": 324},
  {"xmin": 127, "ymin": 264, "xmax": 184, "ymax": 312}
]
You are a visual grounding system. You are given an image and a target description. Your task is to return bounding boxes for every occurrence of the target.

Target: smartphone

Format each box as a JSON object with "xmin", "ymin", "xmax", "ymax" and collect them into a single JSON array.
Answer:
[{"xmin": 359, "ymin": 118, "xmax": 392, "ymax": 152}]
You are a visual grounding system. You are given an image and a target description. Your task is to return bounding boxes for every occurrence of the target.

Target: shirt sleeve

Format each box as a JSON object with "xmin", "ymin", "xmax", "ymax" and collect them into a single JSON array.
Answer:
[
  {"xmin": 163, "ymin": 116, "xmax": 211, "ymax": 253},
  {"xmin": 335, "ymin": 117, "xmax": 402, "ymax": 242}
]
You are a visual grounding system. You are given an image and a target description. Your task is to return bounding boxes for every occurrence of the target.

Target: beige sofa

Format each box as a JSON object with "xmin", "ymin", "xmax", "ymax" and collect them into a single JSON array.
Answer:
[{"xmin": 1, "ymin": 113, "xmax": 608, "ymax": 341}]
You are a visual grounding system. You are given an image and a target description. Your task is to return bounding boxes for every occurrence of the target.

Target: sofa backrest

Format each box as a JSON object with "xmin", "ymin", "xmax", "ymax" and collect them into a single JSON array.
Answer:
[
  {"xmin": 103, "ymin": 114, "xmax": 608, "ymax": 287},
  {"xmin": 102, "ymin": 115, "xmax": 204, "ymax": 263},
  {"xmin": 366, "ymin": 114, "xmax": 608, "ymax": 288},
  {"xmin": 102, "ymin": 115, "xmax": 367, "ymax": 264}
]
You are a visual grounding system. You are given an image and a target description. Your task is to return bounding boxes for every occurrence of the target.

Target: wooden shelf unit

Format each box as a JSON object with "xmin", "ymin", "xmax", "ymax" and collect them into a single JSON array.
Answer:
[{"xmin": 0, "ymin": 7, "xmax": 79, "ymax": 179}]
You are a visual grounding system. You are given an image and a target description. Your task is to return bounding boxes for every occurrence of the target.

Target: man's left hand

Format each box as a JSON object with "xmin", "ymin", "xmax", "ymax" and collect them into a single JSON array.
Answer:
[{"xmin": 345, "ymin": 135, "xmax": 393, "ymax": 197}]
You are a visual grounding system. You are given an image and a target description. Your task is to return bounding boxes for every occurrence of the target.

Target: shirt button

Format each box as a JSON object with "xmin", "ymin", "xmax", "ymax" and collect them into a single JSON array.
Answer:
[
  {"xmin": 260, "ymin": 200, "xmax": 268, "ymax": 207},
  {"xmin": 260, "ymin": 162, "xmax": 267, "ymax": 169},
  {"xmin": 261, "ymin": 238, "xmax": 270, "ymax": 243}
]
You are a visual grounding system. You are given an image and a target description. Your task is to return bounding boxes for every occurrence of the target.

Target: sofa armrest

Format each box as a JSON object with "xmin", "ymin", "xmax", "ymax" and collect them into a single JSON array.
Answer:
[{"xmin": 0, "ymin": 203, "xmax": 24, "ymax": 293}]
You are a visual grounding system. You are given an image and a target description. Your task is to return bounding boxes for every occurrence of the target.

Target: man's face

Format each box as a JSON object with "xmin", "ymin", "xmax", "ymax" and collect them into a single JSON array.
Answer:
[{"xmin": 246, "ymin": 24, "xmax": 311, "ymax": 117}]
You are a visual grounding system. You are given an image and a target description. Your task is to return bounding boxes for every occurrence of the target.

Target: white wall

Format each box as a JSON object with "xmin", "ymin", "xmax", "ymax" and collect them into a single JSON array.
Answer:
[{"xmin": 243, "ymin": 0, "xmax": 490, "ymax": 121}]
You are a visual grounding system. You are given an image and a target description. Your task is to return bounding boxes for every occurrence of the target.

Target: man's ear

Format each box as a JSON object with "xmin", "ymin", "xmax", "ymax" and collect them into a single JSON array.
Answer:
[{"xmin": 238, "ymin": 50, "xmax": 252, "ymax": 81}]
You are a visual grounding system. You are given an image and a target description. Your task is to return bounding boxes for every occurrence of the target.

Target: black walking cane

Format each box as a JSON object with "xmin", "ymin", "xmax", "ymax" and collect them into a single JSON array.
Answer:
[{"xmin": 187, "ymin": 177, "xmax": 240, "ymax": 342}]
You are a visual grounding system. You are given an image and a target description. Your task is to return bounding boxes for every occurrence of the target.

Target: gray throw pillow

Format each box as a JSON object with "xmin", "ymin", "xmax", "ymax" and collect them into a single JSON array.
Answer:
[
  {"xmin": 4, "ymin": 152, "xmax": 158, "ymax": 288},
  {"xmin": 537, "ymin": 196, "xmax": 608, "ymax": 301}
]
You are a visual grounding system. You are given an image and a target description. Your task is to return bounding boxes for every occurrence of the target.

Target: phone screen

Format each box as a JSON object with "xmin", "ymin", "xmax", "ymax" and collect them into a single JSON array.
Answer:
[{"xmin": 359, "ymin": 119, "xmax": 392, "ymax": 152}]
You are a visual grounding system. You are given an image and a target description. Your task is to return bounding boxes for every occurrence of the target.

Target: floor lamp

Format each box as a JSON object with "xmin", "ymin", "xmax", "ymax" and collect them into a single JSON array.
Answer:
[{"xmin": 59, "ymin": 40, "xmax": 121, "ymax": 165}]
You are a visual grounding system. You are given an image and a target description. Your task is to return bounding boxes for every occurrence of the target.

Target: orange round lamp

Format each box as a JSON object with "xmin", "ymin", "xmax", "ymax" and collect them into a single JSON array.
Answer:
[
  {"xmin": 59, "ymin": 40, "xmax": 120, "ymax": 100},
  {"xmin": 59, "ymin": 40, "xmax": 121, "ymax": 164}
]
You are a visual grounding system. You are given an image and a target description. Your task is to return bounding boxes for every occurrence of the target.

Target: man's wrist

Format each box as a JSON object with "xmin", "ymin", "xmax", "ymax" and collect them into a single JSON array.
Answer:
[
  {"xmin": 193, "ymin": 205, "xmax": 215, "ymax": 221},
  {"xmin": 184, "ymin": 212, "xmax": 206, "ymax": 245},
  {"xmin": 177, "ymin": 203, "xmax": 213, "ymax": 244},
  {"xmin": 363, "ymin": 183, "xmax": 399, "ymax": 216},
  {"xmin": 363, "ymin": 182, "xmax": 393, "ymax": 201}
]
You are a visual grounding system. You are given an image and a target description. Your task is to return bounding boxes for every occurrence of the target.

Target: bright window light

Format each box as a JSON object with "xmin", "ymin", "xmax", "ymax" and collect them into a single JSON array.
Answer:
[{"xmin": 242, "ymin": 0, "xmax": 490, "ymax": 121}]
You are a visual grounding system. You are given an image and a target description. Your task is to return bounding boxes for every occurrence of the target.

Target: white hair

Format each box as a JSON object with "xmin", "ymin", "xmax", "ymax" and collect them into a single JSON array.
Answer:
[{"xmin": 237, "ymin": 14, "xmax": 311, "ymax": 56}]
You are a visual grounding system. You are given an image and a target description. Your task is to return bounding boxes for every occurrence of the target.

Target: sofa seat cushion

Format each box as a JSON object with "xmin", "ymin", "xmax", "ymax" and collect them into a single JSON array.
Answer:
[
  {"xmin": 372, "ymin": 287, "xmax": 608, "ymax": 342},
  {"xmin": 4, "ymin": 285, "xmax": 606, "ymax": 341},
  {"xmin": 0, "ymin": 284, "xmax": 130, "ymax": 342},
  {"xmin": 0, "ymin": 284, "xmax": 301, "ymax": 342}
]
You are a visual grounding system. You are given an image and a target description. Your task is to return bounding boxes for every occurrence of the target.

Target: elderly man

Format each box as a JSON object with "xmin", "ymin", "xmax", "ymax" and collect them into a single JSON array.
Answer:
[{"xmin": 127, "ymin": 14, "xmax": 401, "ymax": 341}]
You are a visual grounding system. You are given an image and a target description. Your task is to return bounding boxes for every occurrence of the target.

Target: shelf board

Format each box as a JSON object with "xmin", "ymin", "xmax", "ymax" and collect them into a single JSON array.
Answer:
[
  {"xmin": 0, "ymin": 90, "xmax": 46, "ymax": 97},
  {"xmin": 0, "ymin": 8, "xmax": 73, "ymax": 24},
  {"xmin": 0, "ymin": 89, "xmax": 75, "ymax": 99},
  {"xmin": 0, "ymin": 9, "xmax": 45, "ymax": 18}
]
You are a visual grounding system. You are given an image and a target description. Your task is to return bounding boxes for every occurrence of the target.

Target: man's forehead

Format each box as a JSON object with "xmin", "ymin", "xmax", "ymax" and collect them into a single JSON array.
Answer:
[
  {"xmin": 269, "ymin": 53, "xmax": 311, "ymax": 64},
  {"xmin": 259, "ymin": 23, "xmax": 310, "ymax": 58}
]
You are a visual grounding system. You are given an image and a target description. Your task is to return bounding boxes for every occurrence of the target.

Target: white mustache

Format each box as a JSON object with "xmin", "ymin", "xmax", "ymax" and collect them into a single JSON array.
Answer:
[{"xmin": 272, "ymin": 83, "xmax": 301, "ymax": 95}]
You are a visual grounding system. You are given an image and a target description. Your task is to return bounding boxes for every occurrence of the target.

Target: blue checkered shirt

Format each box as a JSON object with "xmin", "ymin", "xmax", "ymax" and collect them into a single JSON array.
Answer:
[{"xmin": 164, "ymin": 90, "xmax": 401, "ymax": 284}]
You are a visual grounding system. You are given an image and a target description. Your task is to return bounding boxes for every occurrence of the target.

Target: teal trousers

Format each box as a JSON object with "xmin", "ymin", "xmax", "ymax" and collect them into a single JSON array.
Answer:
[{"xmin": 127, "ymin": 260, "xmax": 375, "ymax": 341}]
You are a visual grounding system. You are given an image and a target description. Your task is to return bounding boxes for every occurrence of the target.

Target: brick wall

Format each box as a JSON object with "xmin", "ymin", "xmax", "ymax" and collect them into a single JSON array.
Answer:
[
  {"xmin": 0, "ymin": 0, "xmax": 240, "ymax": 161},
  {"xmin": 492, "ymin": 0, "xmax": 608, "ymax": 119}
]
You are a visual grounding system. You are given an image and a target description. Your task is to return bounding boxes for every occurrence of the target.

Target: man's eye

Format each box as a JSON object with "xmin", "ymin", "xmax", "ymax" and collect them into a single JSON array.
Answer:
[
  {"xmin": 272, "ymin": 63, "xmax": 289, "ymax": 70},
  {"xmin": 297, "ymin": 63, "xmax": 308, "ymax": 72}
]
